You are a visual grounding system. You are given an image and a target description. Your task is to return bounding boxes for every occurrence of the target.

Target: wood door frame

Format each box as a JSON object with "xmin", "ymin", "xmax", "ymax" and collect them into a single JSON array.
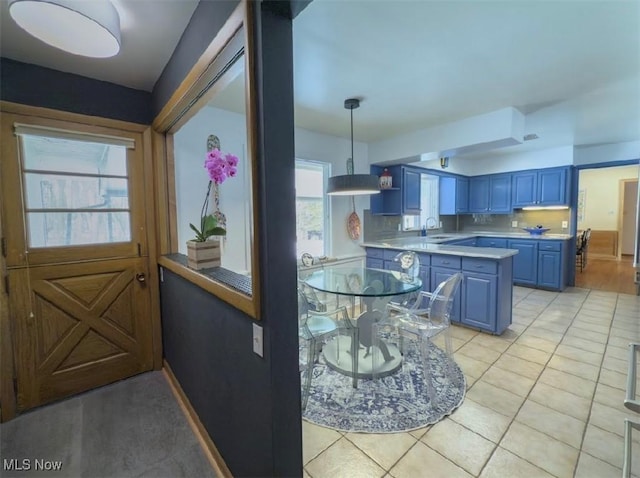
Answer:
[
  {"xmin": 0, "ymin": 101, "xmax": 163, "ymax": 420},
  {"xmin": 617, "ymin": 178, "xmax": 639, "ymax": 260}
]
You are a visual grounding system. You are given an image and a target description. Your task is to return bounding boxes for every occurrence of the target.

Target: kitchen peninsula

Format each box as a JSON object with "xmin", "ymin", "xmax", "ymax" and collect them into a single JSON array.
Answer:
[{"xmin": 362, "ymin": 235, "xmax": 518, "ymax": 335}]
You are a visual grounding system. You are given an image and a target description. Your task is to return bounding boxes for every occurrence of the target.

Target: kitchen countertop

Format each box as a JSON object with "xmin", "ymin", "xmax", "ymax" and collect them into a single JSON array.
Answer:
[
  {"xmin": 361, "ymin": 231, "xmax": 572, "ymax": 260},
  {"xmin": 361, "ymin": 238, "xmax": 518, "ymax": 259}
]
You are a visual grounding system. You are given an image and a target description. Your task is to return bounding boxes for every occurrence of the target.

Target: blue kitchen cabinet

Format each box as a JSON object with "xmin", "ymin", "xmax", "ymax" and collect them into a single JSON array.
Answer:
[
  {"xmin": 419, "ymin": 265, "xmax": 430, "ymax": 292},
  {"xmin": 508, "ymin": 239, "xmax": 538, "ymax": 286},
  {"xmin": 538, "ymin": 167, "xmax": 569, "ymax": 206},
  {"xmin": 439, "ymin": 176, "xmax": 469, "ymax": 215},
  {"xmin": 469, "ymin": 174, "xmax": 511, "ymax": 213},
  {"xmin": 511, "ymin": 167, "xmax": 570, "ymax": 208},
  {"xmin": 430, "ymin": 256, "xmax": 462, "ymax": 323},
  {"xmin": 366, "ymin": 257, "xmax": 383, "ymax": 269},
  {"xmin": 538, "ymin": 250, "xmax": 561, "ymax": 289},
  {"xmin": 461, "ymin": 272, "xmax": 497, "ymax": 332},
  {"xmin": 476, "ymin": 237, "xmax": 508, "ymax": 248},
  {"xmin": 537, "ymin": 240, "xmax": 565, "ymax": 290},
  {"xmin": 403, "ymin": 168, "xmax": 422, "ymax": 215},
  {"xmin": 370, "ymin": 165, "xmax": 421, "ymax": 215},
  {"xmin": 469, "ymin": 177, "xmax": 490, "ymax": 212}
]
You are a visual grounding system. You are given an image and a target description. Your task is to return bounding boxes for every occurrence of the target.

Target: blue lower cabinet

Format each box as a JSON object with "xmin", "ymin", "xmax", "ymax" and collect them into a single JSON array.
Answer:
[
  {"xmin": 431, "ymin": 267, "xmax": 461, "ymax": 323},
  {"xmin": 384, "ymin": 260, "xmax": 401, "ymax": 272},
  {"xmin": 419, "ymin": 265, "xmax": 430, "ymax": 292},
  {"xmin": 538, "ymin": 251, "xmax": 561, "ymax": 289},
  {"xmin": 366, "ymin": 258, "xmax": 383, "ymax": 269},
  {"xmin": 508, "ymin": 240, "xmax": 538, "ymax": 286},
  {"xmin": 476, "ymin": 237, "xmax": 508, "ymax": 248},
  {"xmin": 461, "ymin": 273, "xmax": 497, "ymax": 331}
]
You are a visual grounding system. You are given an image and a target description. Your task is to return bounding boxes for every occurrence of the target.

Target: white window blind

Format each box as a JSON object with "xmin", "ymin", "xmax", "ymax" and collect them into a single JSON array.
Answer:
[{"xmin": 14, "ymin": 124, "xmax": 136, "ymax": 149}]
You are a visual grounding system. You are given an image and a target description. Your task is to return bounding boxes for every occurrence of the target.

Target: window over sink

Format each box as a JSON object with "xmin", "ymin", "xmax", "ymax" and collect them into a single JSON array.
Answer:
[{"xmin": 403, "ymin": 173, "xmax": 440, "ymax": 231}]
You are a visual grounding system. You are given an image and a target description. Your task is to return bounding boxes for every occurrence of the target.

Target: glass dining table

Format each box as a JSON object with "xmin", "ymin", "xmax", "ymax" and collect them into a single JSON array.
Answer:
[{"xmin": 303, "ymin": 265, "xmax": 422, "ymax": 379}]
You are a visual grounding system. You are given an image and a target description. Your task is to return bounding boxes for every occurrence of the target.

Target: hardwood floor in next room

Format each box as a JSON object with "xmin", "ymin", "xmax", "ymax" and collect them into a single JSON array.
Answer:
[{"xmin": 575, "ymin": 255, "xmax": 637, "ymax": 295}]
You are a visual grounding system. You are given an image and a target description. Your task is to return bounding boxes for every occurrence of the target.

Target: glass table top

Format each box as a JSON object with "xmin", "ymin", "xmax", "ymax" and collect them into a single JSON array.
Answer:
[{"xmin": 303, "ymin": 266, "xmax": 422, "ymax": 297}]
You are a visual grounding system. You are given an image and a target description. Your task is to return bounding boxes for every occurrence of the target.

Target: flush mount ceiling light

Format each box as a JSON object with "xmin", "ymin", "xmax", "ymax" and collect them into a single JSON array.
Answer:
[
  {"xmin": 327, "ymin": 98, "xmax": 380, "ymax": 196},
  {"xmin": 9, "ymin": 0, "xmax": 121, "ymax": 58}
]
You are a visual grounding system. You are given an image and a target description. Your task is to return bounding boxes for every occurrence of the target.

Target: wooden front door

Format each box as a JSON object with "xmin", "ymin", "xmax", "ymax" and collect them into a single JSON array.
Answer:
[{"xmin": 1, "ymin": 111, "xmax": 155, "ymax": 411}]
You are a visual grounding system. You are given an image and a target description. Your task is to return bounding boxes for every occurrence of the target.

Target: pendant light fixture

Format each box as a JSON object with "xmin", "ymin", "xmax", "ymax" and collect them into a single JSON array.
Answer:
[
  {"xmin": 8, "ymin": 0, "xmax": 121, "ymax": 58},
  {"xmin": 327, "ymin": 98, "xmax": 381, "ymax": 196}
]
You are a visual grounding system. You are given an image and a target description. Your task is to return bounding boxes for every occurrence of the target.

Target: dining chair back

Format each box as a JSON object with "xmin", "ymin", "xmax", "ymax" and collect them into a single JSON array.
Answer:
[{"xmin": 297, "ymin": 288, "xmax": 359, "ymax": 411}]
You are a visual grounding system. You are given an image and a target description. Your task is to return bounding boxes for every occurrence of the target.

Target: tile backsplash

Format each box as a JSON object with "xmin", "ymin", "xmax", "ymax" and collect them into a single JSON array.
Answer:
[{"xmin": 363, "ymin": 209, "xmax": 572, "ymax": 242}]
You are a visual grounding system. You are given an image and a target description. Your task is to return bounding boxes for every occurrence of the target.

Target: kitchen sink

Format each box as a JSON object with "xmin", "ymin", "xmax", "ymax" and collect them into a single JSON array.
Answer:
[{"xmin": 427, "ymin": 235, "xmax": 451, "ymax": 239}]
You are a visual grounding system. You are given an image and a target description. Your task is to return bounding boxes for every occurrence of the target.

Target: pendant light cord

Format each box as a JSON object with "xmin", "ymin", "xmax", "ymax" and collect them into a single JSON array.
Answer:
[{"xmin": 350, "ymin": 106, "xmax": 354, "ymax": 170}]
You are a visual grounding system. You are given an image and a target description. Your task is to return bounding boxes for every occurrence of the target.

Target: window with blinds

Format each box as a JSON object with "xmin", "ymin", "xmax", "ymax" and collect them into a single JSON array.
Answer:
[{"xmin": 18, "ymin": 133, "xmax": 133, "ymax": 248}]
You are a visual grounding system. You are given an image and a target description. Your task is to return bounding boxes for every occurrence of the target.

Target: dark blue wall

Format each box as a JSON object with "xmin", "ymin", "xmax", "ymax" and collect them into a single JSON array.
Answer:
[
  {"xmin": 150, "ymin": 0, "xmax": 240, "ymax": 118},
  {"xmin": 0, "ymin": 58, "xmax": 151, "ymax": 124}
]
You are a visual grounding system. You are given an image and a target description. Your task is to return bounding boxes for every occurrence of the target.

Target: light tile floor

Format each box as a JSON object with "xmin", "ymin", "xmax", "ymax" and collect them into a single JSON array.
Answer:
[{"xmin": 303, "ymin": 286, "xmax": 640, "ymax": 478}]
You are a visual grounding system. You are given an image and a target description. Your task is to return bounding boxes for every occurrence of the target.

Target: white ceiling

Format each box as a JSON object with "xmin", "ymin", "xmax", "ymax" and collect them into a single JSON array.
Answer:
[
  {"xmin": 2, "ymin": 0, "xmax": 639, "ymax": 159},
  {"xmin": 293, "ymin": 0, "xmax": 640, "ymax": 156},
  {"xmin": 0, "ymin": 0, "xmax": 199, "ymax": 91}
]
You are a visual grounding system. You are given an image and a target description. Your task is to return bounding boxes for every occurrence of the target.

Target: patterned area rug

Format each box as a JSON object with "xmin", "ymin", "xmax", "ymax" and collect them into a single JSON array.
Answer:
[{"xmin": 301, "ymin": 341, "xmax": 466, "ymax": 433}]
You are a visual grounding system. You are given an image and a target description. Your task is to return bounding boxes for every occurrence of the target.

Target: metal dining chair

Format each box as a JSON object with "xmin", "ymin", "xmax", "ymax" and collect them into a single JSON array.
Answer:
[
  {"xmin": 372, "ymin": 272, "xmax": 463, "ymax": 402},
  {"xmin": 297, "ymin": 288, "xmax": 358, "ymax": 411}
]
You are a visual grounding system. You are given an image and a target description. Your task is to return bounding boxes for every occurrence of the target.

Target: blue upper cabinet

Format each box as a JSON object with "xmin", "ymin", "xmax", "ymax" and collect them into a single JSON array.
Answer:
[
  {"xmin": 512, "ymin": 166, "xmax": 570, "ymax": 208},
  {"xmin": 469, "ymin": 174, "xmax": 511, "ymax": 213},
  {"xmin": 403, "ymin": 167, "xmax": 422, "ymax": 215},
  {"xmin": 469, "ymin": 177, "xmax": 490, "ymax": 212},
  {"xmin": 439, "ymin": 176, "xmax": 469, "ymax": 215},
  {"xmin": 370, "ymin": 165, "xmax": 421, "ymax": 215}
]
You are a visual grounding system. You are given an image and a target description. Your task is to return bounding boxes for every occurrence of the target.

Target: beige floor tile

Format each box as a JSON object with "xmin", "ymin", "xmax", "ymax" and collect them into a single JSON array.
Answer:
[
  {"xmin": 581, "ymin": 425, "xmax": 626, "ymax": 470},
  {"xmin": 457, "ymin": 342, "xmax": 501, "ymax": 365},
  {"xmin": 608, "ymin": 336, "xmax": 636, "ymax": 349},
  {"xmin": 514, "ymin": 399, "xmax": 586, "ymax": 448},
  {"xmin": 515, "ymin": 335, "xmax": 557, "ymax": 353},
  {"xmin": 305, "ymin": 437, "xmax": 385, "ymax": 478},
  {"xmin": 492, "ymin": 354, "xmax": 544, "ymax": 380},
  {"xmin": 531, "ymin": 321, "xmax": 570, "ymax": 334},
  {"xmin": 500, "ymin": 421, "xmax": 580, "ymax": 478},
  {"xmin": 528, "ymin": 381, "xmax": 592, "ymax": 422},
  {"xmin": 481, "ymin": 366, "xmax": 535, "ymax": 397},
  {"xmin": 450, "ymin": 326, "xmax": 480, "ymax": 341},
  {"xmin": 574, "ymin": 452, "xmax": 622, "ymax": 478},
  {"xmin": 547, "ymin": 354, "xmax": 600, "ymax": 381},
  {"xmin": 602, "ymin": 354, "xmax": 629, "ymax": 374},
  {"xmin": 599, "ymin": 367, "xmax": 627, "ymax": 391},
  {"xmin": 449, "ymin": 398, "xmax": 511, "ymax": 443},
  {"xmin": 589, "ymin": 402, "xmax": 636, "ymax": 439},
  {"xmin": 454, "ymin": 353, "xmax": 492, "ymax": 379},
  {"xmin": 504, "ymin": 343, "xmax": 551, "ymax": 365},
  {"xmin": 421, "ymin": 419, "xmax": 496, "ymax": 476},
  {"xmin": 389, "ymin": 441, "xmax": 472, "ymax": 478},
  {"xmin": 521, "ymin": 327, "xmax": 564, "ymax": 344},
  {"xmin": 605, "ymin": 344, "xmax": 630, "ymax": 361},
  {"xmin": 538, "ymin": 368, "xmax": 596, "ymax": 399},
  {"xmin": 608, "ymin": 326, "xmax": 639, "ymax": 341},
  {"xmin": 466, "ymin": 380, "xmax": 525, "ymax": 418},
  {"xmin": 409, "ymin": 426, "xmax": 431, "ymax": 440},
  {"xmin": 593, "ymin": 382, "xmax": 627, "ymax": 409},
  {"xmin": 303, "ymin": 421, "xmax": 342, "ymax": 464},
  {"xmin": 345, "ymin": 432, "xmax": 417, "ymax": 470},
  {"xmin": 468, "ymin": 334, "xmax": 512, "ymax": 353},
  {"xmin": 572, "ymin": 321, "xmax": 611, "ymax": 335},
  {"xmin": 479, "ymin": 447, "xmax": 554, "ymax": 478},
  {"xmin": 501, "ymin": 326, "xmax": 525, "ymax": 339},
  {"xmin": 304, "ymin": 467, "xmax": 312, "ymax": 478},
  {"xmin": 562, "ymin": 335, "xmax": 607, "ymax": 354},
  {"xmin": 565, "ymin": 327, "xmax": 609, "ymax": 344},
  {"xmin": 554, "ymin": 343, "xmax": 603, "ymax": 366}
]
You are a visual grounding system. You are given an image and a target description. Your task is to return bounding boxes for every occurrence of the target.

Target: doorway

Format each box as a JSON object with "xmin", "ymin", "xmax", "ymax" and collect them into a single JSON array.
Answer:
[
  {"xmin": 575, "ymin": 163, "xmax": 639, "ymax": 294},
  {"xmin": 1, "ymin": 111, "xmax": 156, "ymax": 413}
]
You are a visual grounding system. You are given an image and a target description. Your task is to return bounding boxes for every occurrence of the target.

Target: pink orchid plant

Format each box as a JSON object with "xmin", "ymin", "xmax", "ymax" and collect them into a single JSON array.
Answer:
[{"xmin": 189, "ymin": 148, "xmax": 239, "ymax": 242}]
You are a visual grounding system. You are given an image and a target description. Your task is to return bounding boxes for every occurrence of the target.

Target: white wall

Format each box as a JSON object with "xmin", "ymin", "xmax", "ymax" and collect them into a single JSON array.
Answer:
[
  {"xmin": 574, "ymin": 140, "xmax": 640, "ymax": 166},
  {"xmin": 174, "ymin": 106, "xmax": 251, "ymax": 273},
  {"xmin": 578, "ymin": 164, "xmax": 639, "ymax": 230},
  {"xmin": 295, "ymin": 127, "xmax": 369, "ymax": 258},
  {"xmin": 457, "ymin": 145, "xmax": 574, "ymax": 176}
]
